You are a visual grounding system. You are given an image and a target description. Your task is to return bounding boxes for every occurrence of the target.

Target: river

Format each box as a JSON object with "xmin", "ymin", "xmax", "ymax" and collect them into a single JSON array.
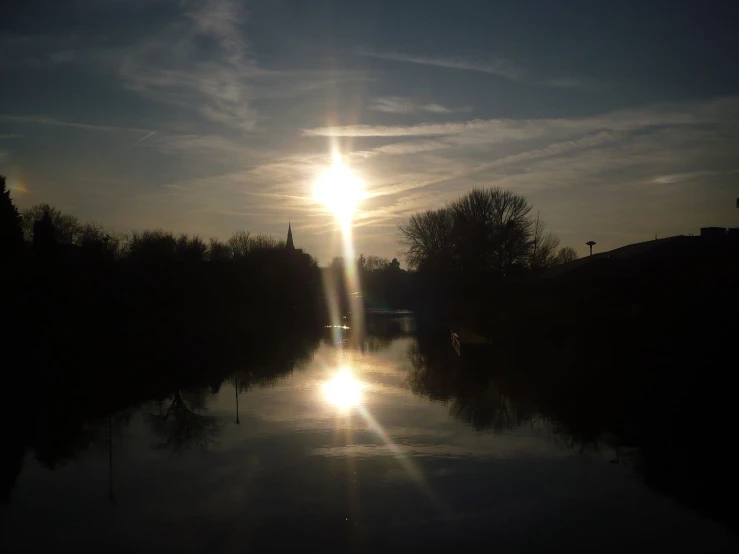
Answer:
[{"xmin": 2, "ymin": 315, "xmax": 736, "ymax": 553}]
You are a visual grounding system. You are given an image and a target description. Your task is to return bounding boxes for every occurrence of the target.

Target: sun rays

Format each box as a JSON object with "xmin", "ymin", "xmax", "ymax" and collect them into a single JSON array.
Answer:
[{"xmin": 313, "ymin": 152, "xmax": 364, "ymax": 230}]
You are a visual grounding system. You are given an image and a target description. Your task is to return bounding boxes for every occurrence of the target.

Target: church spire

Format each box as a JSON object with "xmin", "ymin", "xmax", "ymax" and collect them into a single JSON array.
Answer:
[{"xmin": 286, "ymin": 222, "xmax": 295, "ymax": 250}]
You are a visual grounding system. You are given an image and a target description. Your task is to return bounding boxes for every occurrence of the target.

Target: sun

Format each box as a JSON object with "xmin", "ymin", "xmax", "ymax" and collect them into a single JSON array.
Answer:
[
  {"xmin": 322, "ymin": 369, "xmax": 363, "ymax": 409},
  {"xmin": 314, "ymin": 154, "xmax": 363, "ymax": 224}
]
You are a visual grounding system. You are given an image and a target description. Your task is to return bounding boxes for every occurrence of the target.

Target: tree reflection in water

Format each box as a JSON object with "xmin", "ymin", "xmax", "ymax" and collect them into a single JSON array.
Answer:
[
  {"xmin": 407, "ymin": 337, "xmax": 536, "ymax": 433},
  {"xmin": 407, "ymin": 325, "xmax": 738, "ymax": 536},
  {"xmin": 147, "ymin": 390, "xmax": 220, "ymax": 453}
]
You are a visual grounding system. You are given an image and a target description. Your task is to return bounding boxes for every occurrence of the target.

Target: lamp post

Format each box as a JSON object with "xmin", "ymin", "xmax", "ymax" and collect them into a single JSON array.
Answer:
[
  {"xmin": 586, "ymin": 240, "xmax": 596, "ymax": 256},
  {"xmin": 235, "ymin": 372, "xmax": 240, "ymax": 425}
]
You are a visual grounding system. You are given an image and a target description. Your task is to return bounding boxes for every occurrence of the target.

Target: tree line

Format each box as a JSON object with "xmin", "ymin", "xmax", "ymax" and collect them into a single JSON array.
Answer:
[
  {"xmin": 0, "ymin": 175, "xmax": 329, "ymax": 381},
  {"xmin": 16, "ymin": 200, "xmax": 291, "ymax": 263},
  {"xmin": 323, "ymin": 254, "xmax": 411, "ymax": 311}
]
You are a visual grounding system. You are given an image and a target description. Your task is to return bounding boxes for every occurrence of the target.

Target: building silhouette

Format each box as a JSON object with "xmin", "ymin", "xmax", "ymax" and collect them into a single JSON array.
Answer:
[{"xmin": 286, "ymin": 222, "xmax": 295, "ymax": 251}]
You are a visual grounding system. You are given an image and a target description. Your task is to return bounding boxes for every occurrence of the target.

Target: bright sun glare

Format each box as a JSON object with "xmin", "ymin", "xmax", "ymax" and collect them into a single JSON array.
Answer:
[
  {"xmin": 323, "ymin": 369, "xmax": 363, "ymax": 409},
  {"xmin": 314, "ymin": 154, "xmax": 363, "ymax": 224}
]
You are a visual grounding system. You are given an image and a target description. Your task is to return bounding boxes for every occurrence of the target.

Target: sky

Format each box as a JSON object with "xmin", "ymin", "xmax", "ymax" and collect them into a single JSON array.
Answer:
[{"xmin": 1, "ymin": 0, "xmax": 738, "ymax": 262}]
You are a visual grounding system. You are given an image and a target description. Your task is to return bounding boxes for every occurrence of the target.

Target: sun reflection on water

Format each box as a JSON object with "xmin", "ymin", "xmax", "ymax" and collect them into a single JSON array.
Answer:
[{"xmin": 322, "ymin": 369, "xmax": 363, "ymax": 410}]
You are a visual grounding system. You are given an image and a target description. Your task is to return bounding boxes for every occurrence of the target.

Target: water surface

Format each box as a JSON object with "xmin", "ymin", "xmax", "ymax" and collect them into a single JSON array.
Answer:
[{"xmin": 2, "ymin": 318, "xmax": 736, "ymax": 553}]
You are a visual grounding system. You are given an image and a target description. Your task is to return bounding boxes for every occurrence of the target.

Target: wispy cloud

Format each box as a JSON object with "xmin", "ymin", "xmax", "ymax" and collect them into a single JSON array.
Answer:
[
  {"xmin": 304, "ymin": 97, "xmax": 737, "ymax": 139},
  {"xmin": 110, "ymin": 94, "xmax": 739, "ymax": 260},
  {"xmin": 119, "ymin": 0, "xmax": 260, "ymax": 131},
  {"xmin": 359, "ymin": 48, "xmax": 585, "ymax": 88},
  {"xmin": 652, "ymin": 169, "xmax": 739, "ymax": 184},
  {"xmin": 359, "ymin": 49, "xmax": 524, "ymax": 81},
  {"xmin": 349, "ymin": 140, "xmax": 450, "ymax": 160},
  {"xmin": 0, "ymin": 114, "xmax": 152, "ymax": 133},
  {"xmin": 370, "ymin": 96, "xmax": 470, "ymax": 115},
  {"xmin": 0, "ymin": 33, "xmax": 78, "ymax": 68},
  {"xmin": 303, "ymin": 120, "xmax": 493, "ymax": 137},
  {"xmin": 133, "ymin": 130, "xmax": 158, "ymax": 144},
  {"xmin": 143, "ymin": 132, "xmax": 264, "ymax": 159}
]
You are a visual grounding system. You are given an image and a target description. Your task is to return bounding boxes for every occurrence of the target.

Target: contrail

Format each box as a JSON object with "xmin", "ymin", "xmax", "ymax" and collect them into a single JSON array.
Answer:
[{"xmin": 134, "ymin": 130, "xmax": 158, "ymax": 144}]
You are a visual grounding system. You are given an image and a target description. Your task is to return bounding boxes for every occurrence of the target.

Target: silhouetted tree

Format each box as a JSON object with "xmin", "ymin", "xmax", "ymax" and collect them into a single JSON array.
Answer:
[
  {"xmin": 555, "ymin": 246, "xmax": 578, "ymax": 265},
  {"xmin": 399, "ymin": 187, "xmax": 555, "ymax": 277},
  {"xmin": 364, "ymin": 255, "xmax": 389, "ymax": 272},
  {"xmin": 78, "ymin": 222, "xmax": 125, "ymax": 260},
  {"xmin": 32, "ymin": 208, "xmax": 57, "ymax": 254},
  {"xmin": 398, "ymin": 207, "xmax": 455, "ymax": 272},
  {"xmin": 147, "ymin": 390, "xmax": 220, "ymax": 452},
  {"xmin": 249, "ymin": 234, "xmax": 283, "ymax": 252},
  {"xmin": 0, "ymin": 176, "xmax": 24, "ymax": 260},
  {"xmin": 22, "ymin": 204, "xmax": 81, "ymax": 245},
  {"xmin": 528, "ymin": 212, "xmax": 560, "ymax": 270},
  {"xmin": 208, "ymin": 237, "xmax": 232, "ymax": 261},
  {"xmin": 355, "ymin": 254, "xmax": 411, "ymax": 310},
  {"xmin": 227, "ymin": 231, "xmax": 251, "ymax": 258},
  {"xmin": 175, "ymin": 233, "xmax": 207, "ymax": 262},
  {"xmin": 127, "ymin": 229, "xmax": 177, "ymax": 263},
  {"xmin": 330, "ymin": 256, "xmax": 345, "ymax": 271}
]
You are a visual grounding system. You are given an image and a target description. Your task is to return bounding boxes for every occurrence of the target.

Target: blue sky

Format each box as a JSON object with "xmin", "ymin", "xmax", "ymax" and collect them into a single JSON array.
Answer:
[{"xmin": 1, "ymin": 0, "xmax": 738, "ymax": 262}]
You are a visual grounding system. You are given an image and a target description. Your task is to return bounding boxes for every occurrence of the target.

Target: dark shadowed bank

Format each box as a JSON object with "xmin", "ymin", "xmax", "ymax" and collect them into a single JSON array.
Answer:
[
  {"xmin": 410, "ymin": 233, "xmax": 739, "ymax": 534},
  {"xmin": 395, "ymin": 188, "xmax": 738, "ymax": 534}
]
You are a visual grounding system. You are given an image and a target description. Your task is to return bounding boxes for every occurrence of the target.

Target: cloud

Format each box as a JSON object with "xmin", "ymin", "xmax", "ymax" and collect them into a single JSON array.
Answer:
[
  {"xmin": 370, "ymin": 96, "xmax": 470, "ymax": 115},
  {"xmin": 107, "ymin": 94, "xmax": 739, "ymax": 260},
  {"xmin": 359, "ymin": 48, "xmax": 585, "ymax": 88},
  {"xmin": 359, "ymin": 49, "xmax": 525, "ymax": 81},
  {"xmin": 143, "ymin": 132, "xmax": 263, "ymax": 158},
  {"xmin": 119, "ymin": 0, "xmax": 261, "ymax": 131},
  {"xmin": 300, "ymin": 97, "xmax": 739, "ymax": 242},
  {"xmin": 0, "ymin": 33, "xmax": 83, "ymax": 69},
  {"xmin": 303, "ymin": 120, "xmax": 494, "ymax": 137},
  {"xmin": 0, "ymin": 134, "xmax": 23, "ymax": 139},
  {"xmin": 350, "ymin": 140, "xmax": 451, "ymax": 159},
  {"xmin": 0, "ymin": 114, "xmax": 152, "ymax": 133},
  {"xmin": 652, "ymin": 169, "xmax": 739, "ymax": 184},
  {"xmin": 304, "ymin": 97, "xmax": 738, "ymax": 139},
  {"xmin": 147, "ymin": 95, "xmax": 739, "ymax": 243}
]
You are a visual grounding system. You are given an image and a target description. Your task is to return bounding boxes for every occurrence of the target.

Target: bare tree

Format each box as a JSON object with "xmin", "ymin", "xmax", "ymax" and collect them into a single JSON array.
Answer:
[
  {"xmin": 249, "ymin": 234, "xmax": 283, "ymax": 251},
  {"xmin": 529, "ymin": 212, "xmax": 560, "ymax": 270},
  {"xmin": 398, "ymin": 207, "xmax": 455, "ymax": 271},
  {"xmin": 398, "ymin": 187, "xmax": 541, "ymax": 276},
  {"xmin": 78, "ymin": 222, "xmax": 125, "ymax": 259},
  {"xmin": 227, "ymin": 231, "xmax": 251, "ymax": 258},
  {"xmin": 555, "ymin": 246, "xmax": 578, "ymax": 265},
  {"xmin": 147, "ymin": 391, "xmax": 220, "ymax": 453},
  {"xmin": 364, "ymin": 255, "xmax": 389, "ymax": 272},
  {"xmin": 487, "ymin": 188, "xmax": 534, "ymax": 273},
  {"xmin": 208, "ymin": 238, "xmax": 232, "ymax": 261},
  {"xmin": 175, "ymin": 234, "xmax": 207, "ymax": 262},
  {"xmin": 128, "ymin": 229, "xmax": 178, "ymax": 262},
  {"xmin": 22, "ymin": 204, "xmax": 82, "ymax": 245}
]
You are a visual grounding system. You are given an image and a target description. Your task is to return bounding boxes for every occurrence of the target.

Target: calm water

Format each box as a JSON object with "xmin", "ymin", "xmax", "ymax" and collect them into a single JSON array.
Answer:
[{"xmin": 2, "ymin": 317, "xmax": 737, "ymax": 553}]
